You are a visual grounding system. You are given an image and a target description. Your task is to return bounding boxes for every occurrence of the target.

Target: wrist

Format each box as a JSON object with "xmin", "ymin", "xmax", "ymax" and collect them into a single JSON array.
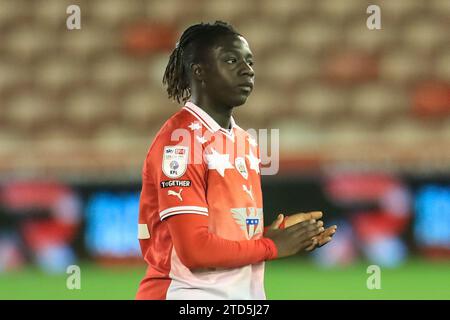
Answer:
[{"xmin": 261, "ymin": 237, "xmax": 278, "ymax": 260}]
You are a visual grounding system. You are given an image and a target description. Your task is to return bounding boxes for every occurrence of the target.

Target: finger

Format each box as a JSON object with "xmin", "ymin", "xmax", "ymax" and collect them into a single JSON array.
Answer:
[
  {"xmin": 314, "ymin": 227, "xmax": 336, "ymax": 243},
  {"xmin": 293, "ymin": 223, "xmax": 322, "ymax": 237},
  {"xmin": 270, "ymin": 214, "xmax": 284, "ymax": 230},
  {"xmin": 299, "ymin": 211, "xmax": 323, "ymax": 222},
  {"xmin": 298, "ymin": 238, "xmax": 314, "ymax": 251},
  {"xmin": 301, "ymin": 234, "xmax": 320, "ymax": 251},
  {"xmin": 285, "ymin": 211, "xmax": 323, "ymax": 226},
  {"xmin": 322, "ymin": 226, "xmax": 336, "ymax": 236},
  {"xmin": 309, "ymin": 211, "xmax": 323, "ymax": 220},
  {"xmin": 305, "ymin": 238, "xmax": 318, "ymax": 251},
  {"xmin": 284, "ymin": 213, "xmax": 308, "ymax": 227},
  {"xmin": 318, "ymin": 237, "xmax": 332, "ymax": 247},
  {"xmin": 317, "ymin": 226, "xmax": 336, "ymax": 237},
  {"xmin": 316, "ymin": 220, "xmax": 324, "ymax": 228},
  {"xmin": 285, "ymin": 219, "xmax": 317, "ymax": 232},
  {"xmin": 297, "ymin": 226, "xmax": 324, "ymax": 240}
]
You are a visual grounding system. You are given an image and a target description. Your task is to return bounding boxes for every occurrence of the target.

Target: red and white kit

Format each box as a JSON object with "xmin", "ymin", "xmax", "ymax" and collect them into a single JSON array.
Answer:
[{"xmin": 136, "ymin": 102, "xmax": 277, "ymax": 300}]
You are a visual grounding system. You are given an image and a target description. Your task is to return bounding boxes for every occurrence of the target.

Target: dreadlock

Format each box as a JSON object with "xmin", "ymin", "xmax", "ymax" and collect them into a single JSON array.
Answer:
[{"xmin": 163, "ymin": 21, "xmax": 240, "ymax": 104}]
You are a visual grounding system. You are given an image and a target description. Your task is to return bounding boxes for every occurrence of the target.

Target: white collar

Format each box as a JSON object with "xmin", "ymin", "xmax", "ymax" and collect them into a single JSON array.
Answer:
[{"xmin": 183, "ymin": 101, "xmax": 237, "ymax": 134}]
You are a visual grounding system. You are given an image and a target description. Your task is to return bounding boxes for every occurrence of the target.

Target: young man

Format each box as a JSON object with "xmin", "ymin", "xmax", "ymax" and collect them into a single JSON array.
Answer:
[{"xmin": 136, "ymin": 21, "xmax": 336, "ymax": 300}]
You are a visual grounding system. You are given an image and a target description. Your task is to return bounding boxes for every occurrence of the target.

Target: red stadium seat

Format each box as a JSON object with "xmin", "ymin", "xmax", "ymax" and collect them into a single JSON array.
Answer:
[
  {"xmin": 324, "ymin": 51, "xmax": 378, "ymax": 84},
  {"xmin": 413, "ymin": 81, "xmax": 450, "ymax": 118}
]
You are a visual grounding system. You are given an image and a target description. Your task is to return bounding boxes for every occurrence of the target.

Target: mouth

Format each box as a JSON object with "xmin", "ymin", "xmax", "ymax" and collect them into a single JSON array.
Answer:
[{"xmin": 237, "ymin": 82, "xmax": 254, "ymax": 93}]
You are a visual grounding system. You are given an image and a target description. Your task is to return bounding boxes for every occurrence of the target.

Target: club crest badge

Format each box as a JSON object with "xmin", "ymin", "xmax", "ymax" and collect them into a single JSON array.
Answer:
[
  {"xmin": 231, "ymin": 207, "xmax": 264, "ymax": 240},
  {"xmin": 162, "ymin": 146, "xmax": 189, "ymax": 178},
  {"xmin": 235, "ymin": 157, "xmax": 248, "ymax": 180}
]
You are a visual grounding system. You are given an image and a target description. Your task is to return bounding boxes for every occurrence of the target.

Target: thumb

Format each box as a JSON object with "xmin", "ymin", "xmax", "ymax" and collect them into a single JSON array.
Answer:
[{"xmin": 271, "ymin": 214, "xmax": 284, "ymax": 229}]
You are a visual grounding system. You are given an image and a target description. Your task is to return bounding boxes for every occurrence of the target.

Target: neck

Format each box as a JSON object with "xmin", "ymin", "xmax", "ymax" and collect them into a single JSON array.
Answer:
[{"xmin": 190, "ymin": 94, "xmax": 233, "ymax": 130}]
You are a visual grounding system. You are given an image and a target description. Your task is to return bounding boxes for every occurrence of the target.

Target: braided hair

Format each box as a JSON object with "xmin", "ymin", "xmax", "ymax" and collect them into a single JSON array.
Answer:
[{"xmin": 163, "ymin": 21, "xmax": 240, "ymax": 104}]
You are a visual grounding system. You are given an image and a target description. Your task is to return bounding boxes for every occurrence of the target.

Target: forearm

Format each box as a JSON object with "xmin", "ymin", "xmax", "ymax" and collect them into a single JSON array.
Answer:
[{"xmin": 167, "ymin": 214, "xmax": 277, "ymax": 270}]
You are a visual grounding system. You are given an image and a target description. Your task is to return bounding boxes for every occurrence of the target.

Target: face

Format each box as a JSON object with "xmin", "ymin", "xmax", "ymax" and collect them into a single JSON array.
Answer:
[{"xmin": 201, "ymin": 35, "xmax": 255, "ymax": 108}]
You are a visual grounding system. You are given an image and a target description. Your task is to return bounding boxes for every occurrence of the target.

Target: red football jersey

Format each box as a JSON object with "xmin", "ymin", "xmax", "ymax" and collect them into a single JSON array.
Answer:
[{"xmin": 136, "ymin": 101, "xmax": 275, "ymax": 299}]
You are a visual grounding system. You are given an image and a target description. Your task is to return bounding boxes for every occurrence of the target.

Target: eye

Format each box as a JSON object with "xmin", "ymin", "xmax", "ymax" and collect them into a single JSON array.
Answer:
[
  {"xmin": 247, "ymin": 60, "xmax": 254, "ymax": 66},
  {"xmin": 226, "ymin": 58, "xmax": 237, "ymax": 64}
]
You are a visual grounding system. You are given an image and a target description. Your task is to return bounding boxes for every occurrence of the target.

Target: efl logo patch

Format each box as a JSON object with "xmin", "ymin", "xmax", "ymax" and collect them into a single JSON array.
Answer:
[
  {"xmin": 235, "ymin": 157, "xmax": 248, "ymax": 180},
  {"xmin": 162, "ymin": 146, "xmax": 189, "ymax": 178}
]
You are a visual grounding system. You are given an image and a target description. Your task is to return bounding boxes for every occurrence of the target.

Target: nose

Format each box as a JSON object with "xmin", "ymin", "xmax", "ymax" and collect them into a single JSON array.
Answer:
[{"xmin": 240, "ymin": 61, "xmax": 254, "ymax": 78}]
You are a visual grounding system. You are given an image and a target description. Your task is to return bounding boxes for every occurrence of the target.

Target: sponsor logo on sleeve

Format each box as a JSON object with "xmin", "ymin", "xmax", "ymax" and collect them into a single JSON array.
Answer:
[
  {"xmin": 162, "ymin": 146, "xmax": 189, "ymax": 178},
  {"xmin": 168, "ymin": 188, "xmax": 183, "ymax": 201},
  {"xmin": 160, "ymin": 180, "xmax": 192, "ymax": 188}
]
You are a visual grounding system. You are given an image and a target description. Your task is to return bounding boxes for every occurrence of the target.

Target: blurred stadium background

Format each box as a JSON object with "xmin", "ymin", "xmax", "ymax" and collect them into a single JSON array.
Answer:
[{"xmin": 0, "ymin": 0, "xmax": 449, "ymax": 299}]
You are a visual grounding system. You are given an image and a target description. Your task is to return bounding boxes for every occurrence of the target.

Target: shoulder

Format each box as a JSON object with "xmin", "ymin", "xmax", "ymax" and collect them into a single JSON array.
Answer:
[
  {"xmin": 150, "ymin": 107, "xmax": 199, "ymax": 150},
  {"xmin": 143, "ymin": 109, "xmax": 204, "ymax": 178},
  {"xmin": 144, "ymin": 108, "xmax": 204, "ymax": 173}
]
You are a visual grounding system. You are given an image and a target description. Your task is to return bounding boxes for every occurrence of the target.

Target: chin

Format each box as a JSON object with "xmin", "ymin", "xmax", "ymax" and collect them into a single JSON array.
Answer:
[{"xmin": 230, "ymin": 95, "xmax": 250, "ymax": 107}]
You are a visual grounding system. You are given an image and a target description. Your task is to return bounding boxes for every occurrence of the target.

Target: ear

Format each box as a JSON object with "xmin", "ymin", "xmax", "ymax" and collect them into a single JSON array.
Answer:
[{"xmin": 190, "ymin": 63, "xmax": 205, "ymax": 82}]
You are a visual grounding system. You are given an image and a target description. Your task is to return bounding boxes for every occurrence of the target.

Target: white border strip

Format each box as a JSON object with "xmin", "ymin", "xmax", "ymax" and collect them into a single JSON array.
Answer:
[
  {"xmin": 160, "ymin": 210, "xmax": 209, "ymax": 221},
  {"xmin": 160, "ymin": 206, "xmax": 208, "ymax": 217}
]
